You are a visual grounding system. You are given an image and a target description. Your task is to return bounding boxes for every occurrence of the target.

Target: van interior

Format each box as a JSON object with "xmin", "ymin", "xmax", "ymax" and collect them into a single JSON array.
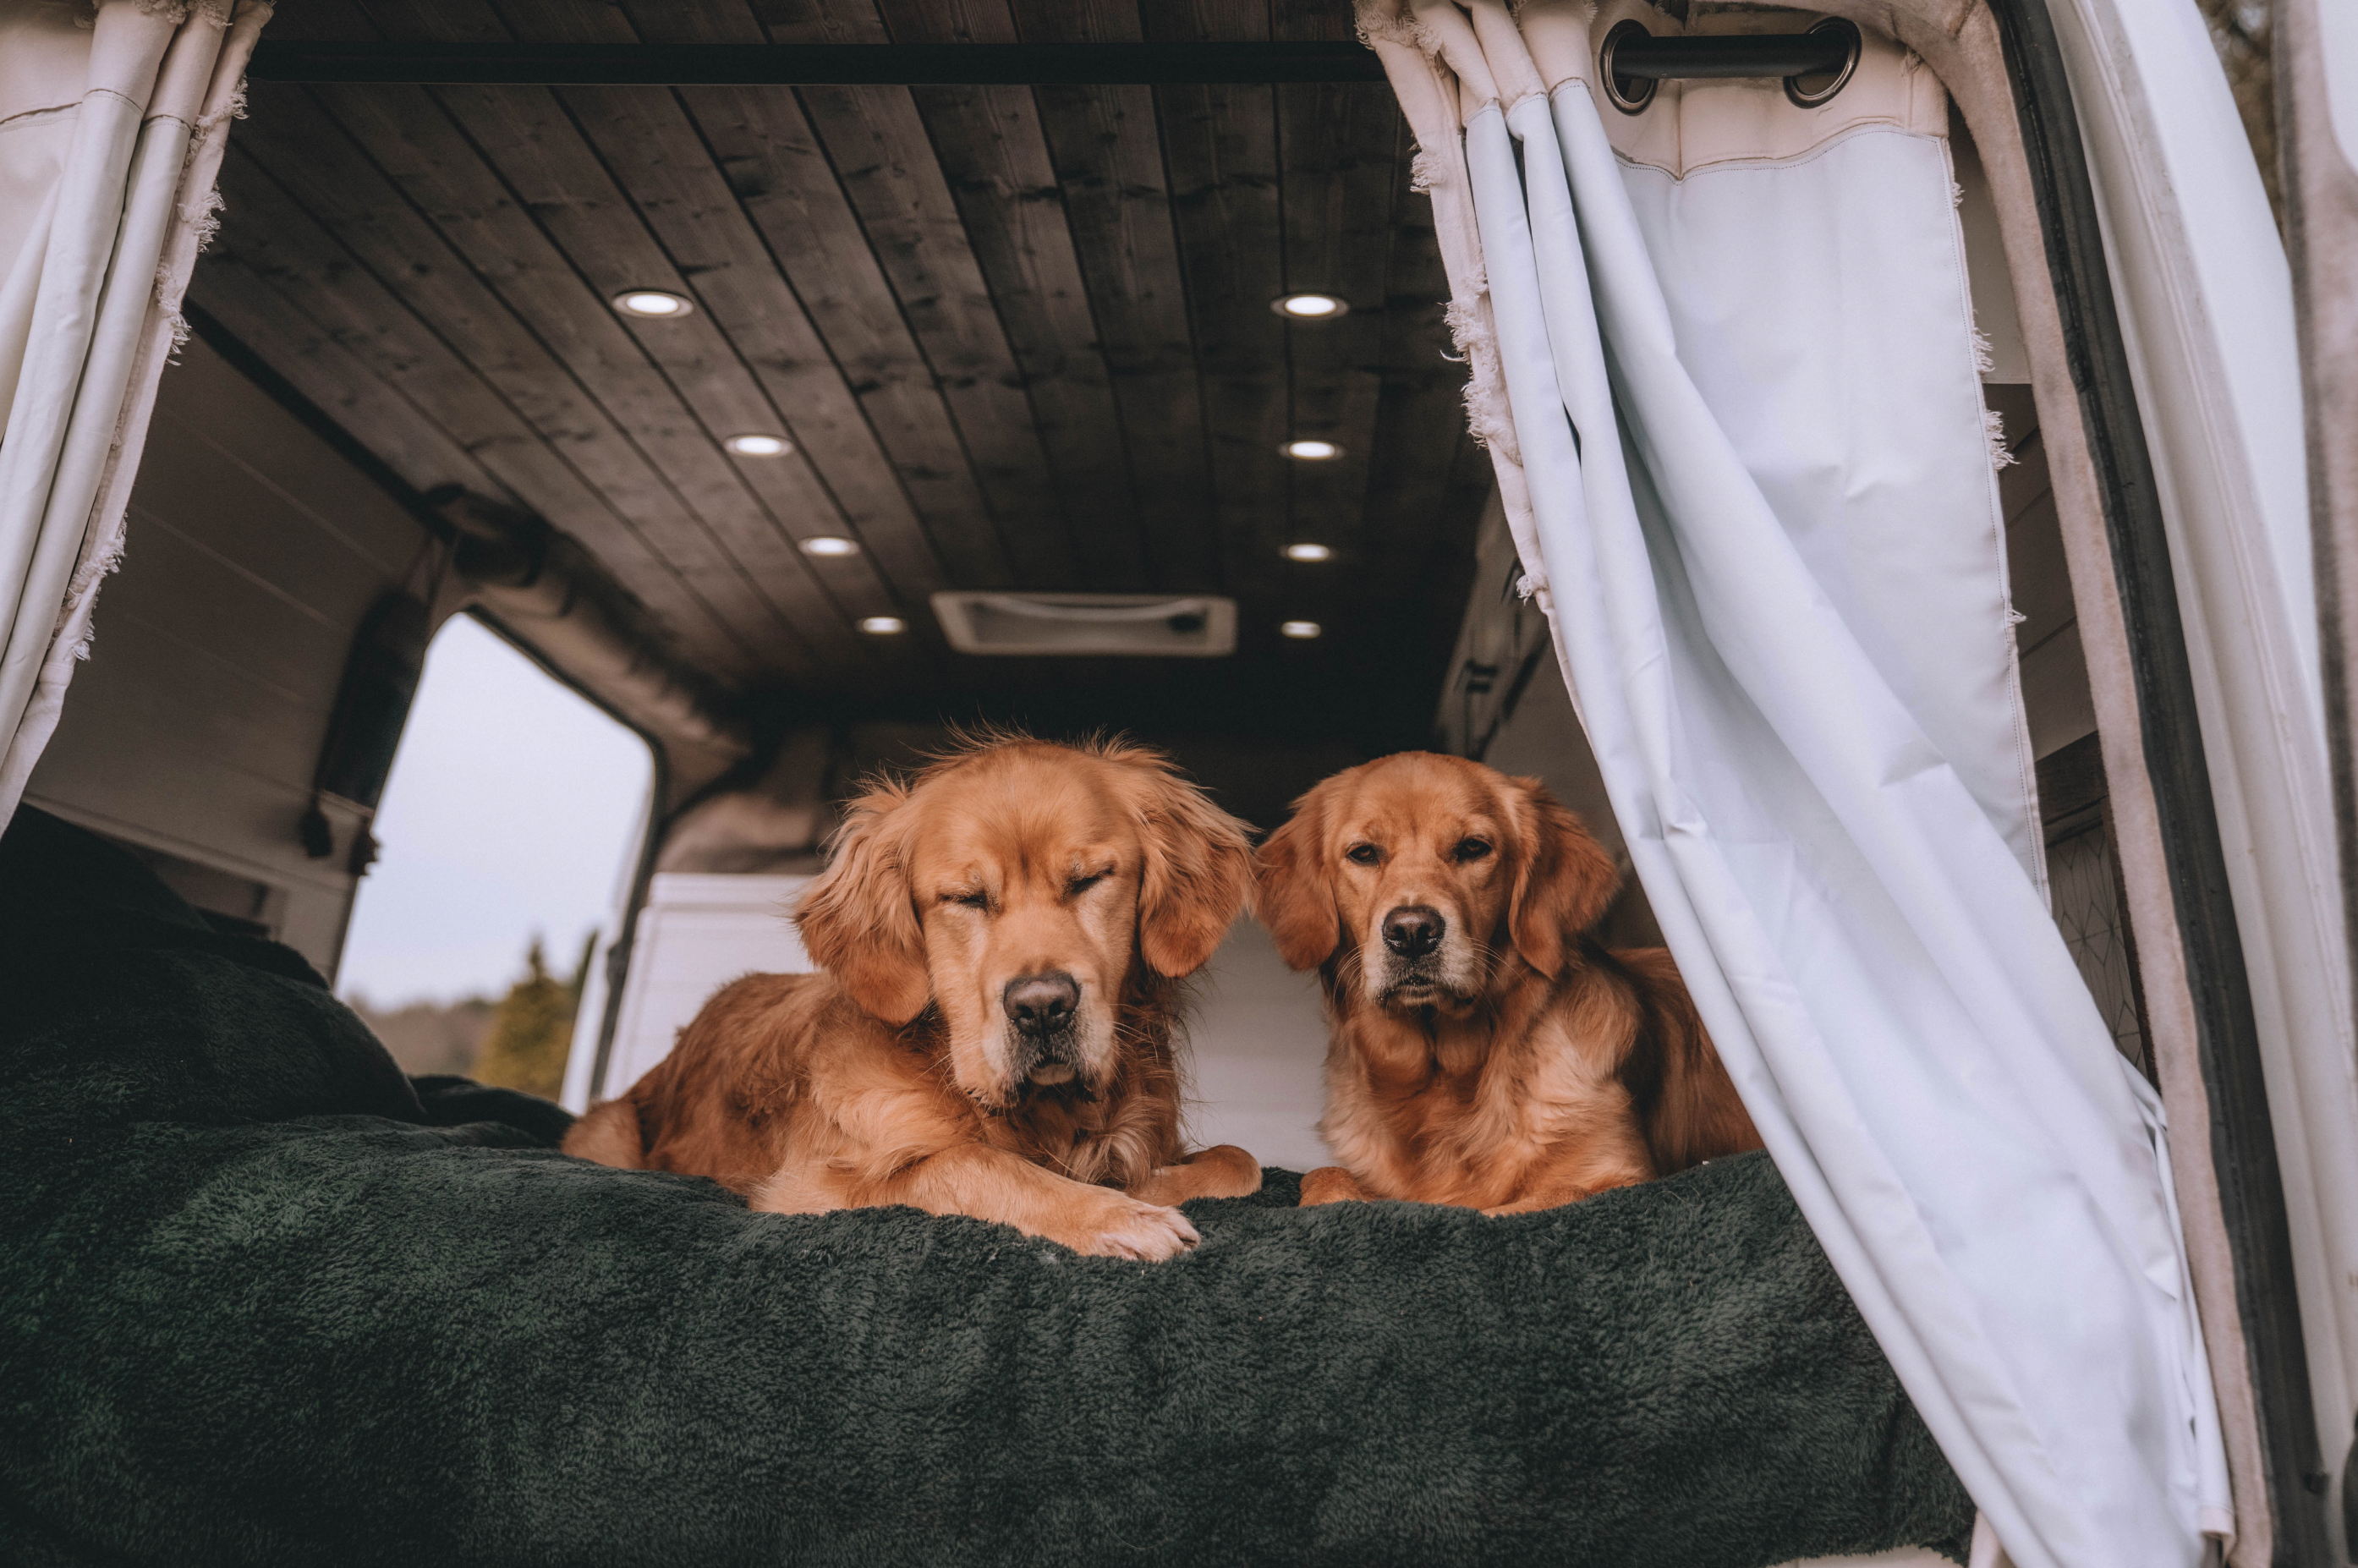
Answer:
[{"xmin": 8, "ymin": 0, "xmax": 2325, "ymax": 1561}]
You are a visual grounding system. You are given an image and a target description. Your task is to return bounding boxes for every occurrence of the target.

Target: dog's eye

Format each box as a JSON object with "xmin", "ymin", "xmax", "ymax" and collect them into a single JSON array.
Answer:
[
  {"xmin": 1066, "ymin": 869, "xmax": 1109, "ymax": 897},
  {"xmin": 1345, "ymin": 843, "xmax": 1382, "ymax": 866},
  {"xmin": 941, "ymin": 890, "xmax": 990, "ymax": 910},
  {"xmin": 1454, "ymin": 838, "xmax": 1493, "ymax": 862}
]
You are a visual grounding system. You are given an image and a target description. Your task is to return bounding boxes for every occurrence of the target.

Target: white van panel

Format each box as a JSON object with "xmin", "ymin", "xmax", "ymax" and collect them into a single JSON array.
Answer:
[
  {"xmin": 1182, "ymin": 919, "xmax": 1331, "ymax": 1174},
  {"xmin": 2054, "ymin": 0, "xmax": 2358, "ymax": 1542},
  {"xmin": 596, "ymin": 873, "xmax": 814, "ymax": 1100},
  {"xmin": 24, "ymin": 336, "xmax": 425, "ymax": 975}
]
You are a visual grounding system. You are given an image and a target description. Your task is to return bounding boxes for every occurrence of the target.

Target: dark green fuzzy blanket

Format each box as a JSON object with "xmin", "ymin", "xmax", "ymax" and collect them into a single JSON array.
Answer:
[{"xmin": 0, "ymin": 808, "xmax": 1971, "ymax": 1566}]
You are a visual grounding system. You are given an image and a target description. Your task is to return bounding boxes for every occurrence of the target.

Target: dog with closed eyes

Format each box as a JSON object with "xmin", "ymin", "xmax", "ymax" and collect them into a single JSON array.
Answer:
[
  {"xmin": 563, "ymin": 734, "xmax": 1263, "ymax": 1260},
  {"xmin": 1253, "ymin": 751, "xmax": 1760, "ymax": 1213}
]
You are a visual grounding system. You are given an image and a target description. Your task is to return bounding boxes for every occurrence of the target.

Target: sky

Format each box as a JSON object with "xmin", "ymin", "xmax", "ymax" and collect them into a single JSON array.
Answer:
[{"xmin": 336, "ymin": 614, "xmax": 654, "ymax": 1010}]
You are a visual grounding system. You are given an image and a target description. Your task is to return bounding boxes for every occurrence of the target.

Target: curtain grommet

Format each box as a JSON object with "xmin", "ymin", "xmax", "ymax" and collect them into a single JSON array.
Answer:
[
  {"xmin": 1599, "ymin": 20, "xmax": 1658, "ymax": 115},
  {"xmin": 1783, "ymin": 17, "xmax": 1862, "ymax": 110}
]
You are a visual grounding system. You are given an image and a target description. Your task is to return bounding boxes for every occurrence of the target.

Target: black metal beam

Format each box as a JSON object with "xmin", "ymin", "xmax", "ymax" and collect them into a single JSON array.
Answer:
[
  {"xmin": 1992, "ymin": 0, "xmax": 2333, "ymax": 1561},
  {"xmin": 244, "ymin": 39, "xmax": 1389, "ymax": 86}
]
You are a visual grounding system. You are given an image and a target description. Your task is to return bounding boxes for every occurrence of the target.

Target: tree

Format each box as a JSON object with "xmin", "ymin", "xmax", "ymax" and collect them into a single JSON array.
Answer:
[{"xmin": 471, "ymin": 935, "xmax": 583, "ymax": 1101}]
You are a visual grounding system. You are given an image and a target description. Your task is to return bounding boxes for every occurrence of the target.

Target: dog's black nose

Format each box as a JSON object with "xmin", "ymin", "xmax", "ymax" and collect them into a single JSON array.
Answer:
[
  {"xmin": 1003, "ymin": 972, "xmax": 1080, "ymax": 1037},
  {"xmin": 1382, "ymin": 906, "xmax": 1445, "ymax": 958}
]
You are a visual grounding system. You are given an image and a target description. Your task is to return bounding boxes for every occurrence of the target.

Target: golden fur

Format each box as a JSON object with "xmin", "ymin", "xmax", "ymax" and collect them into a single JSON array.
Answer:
[
  {"xmin": 1253, "ymin": 752, "xmax": 1760, "ymax": 1213},
  {"xmin": 562, "ymin": 736, "xmax": 1263, "ymax": 1259}
]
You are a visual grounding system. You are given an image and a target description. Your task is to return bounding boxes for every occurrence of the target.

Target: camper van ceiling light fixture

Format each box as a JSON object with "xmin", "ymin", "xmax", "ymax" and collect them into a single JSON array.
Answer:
[
  {"xmin": 612, "ymin": 288, "xmax": 694, "ymax": 318},
  {"xmin": 859, "ymin": 616, "xmax": 906, "ymax": 635},
  {"xmin": 1281, "ymin": 439, "xmax": 1342, "ymax": 462},
  {"xmin": 1280, "ymin": 620, "xmax": 1322, "ymax": 640},
  {"xmin": 724, "ymin": 433, "xmax": 792, "ymax": 458},
  {"xmin": 1273, "ymin": 293, "xmax": 1349, "ymax": 320},
  {"xmin": 1285, "ymin": 543, "xmax": 1333, "ymax": 562},
  {"xmin": 799, "ymin": 535, "xmax": 858, "ymax": 557}
]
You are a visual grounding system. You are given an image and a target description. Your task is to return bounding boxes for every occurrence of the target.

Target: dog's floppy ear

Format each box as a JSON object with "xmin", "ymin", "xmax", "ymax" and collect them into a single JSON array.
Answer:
[
  {"xmin": 1115, "ymin": 752, "xmax": 1253, "ymax": 979},
  {"xmin": 1505, "ymin": 776, "xmax": 1620, "ymax": 980},
  {"xmin": 1252, "ymin": 788, "xmax": 1341, "ymax": 972},
  {"xmin": 793, "ymin": 776, "xmax": 930, "ymax": 1025}
]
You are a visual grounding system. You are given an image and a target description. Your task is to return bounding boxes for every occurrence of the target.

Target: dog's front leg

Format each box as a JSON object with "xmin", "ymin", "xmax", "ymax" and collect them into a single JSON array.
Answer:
[
  {"xmin": 1480, "ymin": 1152, "xmax": 1652, "ymax": 1215},
  {"xmin": 1132, "ymin": 1144, "xmax": 1262, "ymax": 1205},
  {"xmin": 760, "ymin": 1143, "xmax": 1201, "ymax": 1261},
  {"xmin": 1297, "ymin": 1166, "xmax": 1369, "ymax": 1206}
]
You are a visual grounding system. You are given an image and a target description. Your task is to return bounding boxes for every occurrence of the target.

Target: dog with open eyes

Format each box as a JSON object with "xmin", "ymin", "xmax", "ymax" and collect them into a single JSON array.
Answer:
[
  {"xmin": 1253, "ymin": 751, "xmax": 1760, "ymax": 1213},
  {"xmin": 562, "ymin": 734, "xmax": 1263, "ymax": 1260}
]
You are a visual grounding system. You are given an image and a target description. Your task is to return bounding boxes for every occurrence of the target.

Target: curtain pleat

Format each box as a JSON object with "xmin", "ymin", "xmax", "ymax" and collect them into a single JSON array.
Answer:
[
  {"xmin": 0, "ymin": 0, "xmax": 271, "ymax": 824},
  {"xmin": 1362, "ymin": 4, "xmax": 2230, "ymax": 1565}
]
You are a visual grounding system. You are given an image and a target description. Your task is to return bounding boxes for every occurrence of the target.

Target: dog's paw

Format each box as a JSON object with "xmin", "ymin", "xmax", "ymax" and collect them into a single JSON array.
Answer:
[
  {"xmin": 1064, "ymin": 1192, "xmax": 1201, "ymax": 1261},
  {"xmin": 1297, "ymin": 1166, "xmax": 1364, "ymax": 1207},
  {"xmin": 1145, "ymin": 1144, "xmax": 1262, "ymax": 1201}
]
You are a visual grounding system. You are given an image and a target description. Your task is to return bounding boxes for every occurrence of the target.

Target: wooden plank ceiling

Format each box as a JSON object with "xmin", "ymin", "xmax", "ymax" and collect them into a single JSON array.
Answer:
[{"xmin": 189, "ymin": 0, "xmax": 1490, "ymax": 748}]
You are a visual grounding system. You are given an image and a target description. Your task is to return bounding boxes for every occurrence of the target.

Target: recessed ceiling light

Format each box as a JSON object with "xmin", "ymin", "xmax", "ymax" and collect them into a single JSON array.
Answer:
[
  {"xmin": 800, "ymin": 535, "xmax": 859, "ymax": 557},
  {"xmin": 1273, "ymin": 293, "xmax": 1349, "ymax": 320},
  {"xmin": 1281, "ymin": 439, "xmax": 1342, "ymax": 462},
  {"xmin": 612, "ymin": 288, "xmax": 694, "ymax": 318},
  {"xmin": 1285, "ymin": 542, "xmax": 1333, "ymax": 562},
  {"xmin": 1280, "ymin": 620, "xmax": 1322, "ymax": 639},
  {"xmin": 859, "ymin": 615, "xmax": 906, "ymax": 635},
  {"xmin": 725, "ymin": 433, "xmax": 792, "ymax": 458}
]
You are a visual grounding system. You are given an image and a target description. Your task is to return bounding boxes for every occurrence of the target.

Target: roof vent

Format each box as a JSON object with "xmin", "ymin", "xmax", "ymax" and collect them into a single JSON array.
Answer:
[{"xmin": 930, "ymin": 593, "xmax": 1237, "ymax": 657}]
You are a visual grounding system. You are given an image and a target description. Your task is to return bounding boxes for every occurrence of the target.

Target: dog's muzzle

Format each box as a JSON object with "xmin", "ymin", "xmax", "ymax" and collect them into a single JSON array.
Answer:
[
  {"xmin": 1003, "ymin": 970, "xmax": 1083, "ymax": 1086},
  {"xmin": 1376, "ymin": 904, "xmax": 1449, "ymax": 1001}
]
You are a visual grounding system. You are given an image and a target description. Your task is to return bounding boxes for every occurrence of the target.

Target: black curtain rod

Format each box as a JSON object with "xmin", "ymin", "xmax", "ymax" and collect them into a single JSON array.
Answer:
[
  {"xmin": 244, "ymin": 40, "xmax": 1390, "ymax": 86},
  {"xmin": 1609, "ymin": 31, "xmax": 1854, "ymax": 80},
  {"xmin": 246, "ymin": 33, "xmax": 1857, "ymax": 88}
]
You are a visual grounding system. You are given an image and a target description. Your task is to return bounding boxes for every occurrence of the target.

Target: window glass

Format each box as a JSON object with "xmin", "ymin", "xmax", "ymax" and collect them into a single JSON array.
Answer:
[{"xmin": 337, "ymin": 614, "xmax": 652, "ymax": 1095}]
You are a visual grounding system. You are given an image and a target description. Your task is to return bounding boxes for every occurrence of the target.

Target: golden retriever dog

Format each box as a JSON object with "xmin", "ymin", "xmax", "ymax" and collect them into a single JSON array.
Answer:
[
  {"xmin": 1253, "ymin": 752, "xmax": 1759, "ymax": 1214},
  {"xmin": 562, "ymin": 736, "xmax": 1263, "ymax": 1259}
]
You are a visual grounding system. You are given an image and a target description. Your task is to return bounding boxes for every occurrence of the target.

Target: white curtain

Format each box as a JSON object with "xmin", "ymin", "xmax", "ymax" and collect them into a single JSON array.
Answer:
[
  {"xmin": 0, "ymin": 0, "xmax": 270, "ymax": 825},
  {"xmin": 1361, "ymin": 4, "xmax": 2229, "ymax": 1567}
]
